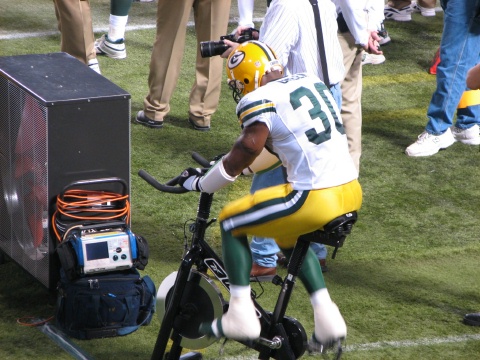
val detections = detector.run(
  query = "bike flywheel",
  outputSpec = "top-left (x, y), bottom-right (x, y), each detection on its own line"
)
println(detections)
top-left (156, 270), bottom-right (225, 350)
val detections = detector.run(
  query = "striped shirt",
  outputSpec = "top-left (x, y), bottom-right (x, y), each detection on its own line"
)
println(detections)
top-left (259, 0), bottom-right (345, 85)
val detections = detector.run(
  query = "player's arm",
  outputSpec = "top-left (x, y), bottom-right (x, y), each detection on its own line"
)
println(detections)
top-left (223, 121), bottom-right (269, 176)
top-left (179, 122), bottom-right (269, 193)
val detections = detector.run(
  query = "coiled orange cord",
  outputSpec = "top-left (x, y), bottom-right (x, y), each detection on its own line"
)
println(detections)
top-left (52, 189), bottom-right (130, 241)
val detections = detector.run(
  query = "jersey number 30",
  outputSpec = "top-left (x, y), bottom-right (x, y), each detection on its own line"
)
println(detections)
top-left (290, 83), bottom-right (345, 145)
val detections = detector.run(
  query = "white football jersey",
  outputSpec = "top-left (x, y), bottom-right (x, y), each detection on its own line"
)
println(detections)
top-left (237, 73), bottom-right (358, 190)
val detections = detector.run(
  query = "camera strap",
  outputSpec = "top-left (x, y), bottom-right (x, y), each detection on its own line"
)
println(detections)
top-left (308, 0), bottom-right (330, 88)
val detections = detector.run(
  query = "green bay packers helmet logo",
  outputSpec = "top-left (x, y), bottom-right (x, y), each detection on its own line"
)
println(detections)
top-left (228, 51), bottom-right (245, 70)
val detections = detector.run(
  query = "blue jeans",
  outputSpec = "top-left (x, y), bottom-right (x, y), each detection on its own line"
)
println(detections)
top-left (250, 84), bottom-right (341, 267)
top-left (426, 0), bottom-right (480, 135)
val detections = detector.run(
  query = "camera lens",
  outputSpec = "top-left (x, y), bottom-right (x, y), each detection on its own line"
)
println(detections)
top-left (200, 41), bottom-right (229, 58)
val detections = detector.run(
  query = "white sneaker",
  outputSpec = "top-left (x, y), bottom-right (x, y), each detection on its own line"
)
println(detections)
top-left (313, 301), bottom-right (347, 345)
top-left (87, 59), bottom-right (101, 74)
top-left (451, 124), bottom-right (480, 145)
top-left (200, 296), bottom-right (261, 340)
top-left (405, 128), bottom-right (456, 157)
top-left (384, 4), bottom-right (413, 21)
top-left (362, 53), bottom-right (386, 65)
top-left (95, 34), bottom-right (127, 59)
top-left (412, 1), bottom-right (436, 17)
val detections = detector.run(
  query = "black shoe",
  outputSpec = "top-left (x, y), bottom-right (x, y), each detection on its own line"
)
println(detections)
top-left (136, 110), bottom-right (163, 129)
top-left (464, 312), bottom-right (480, 326)
top-left (276, 252), bottom-right (288, 268)
top-left (188, 118), bottom-right (210, 131)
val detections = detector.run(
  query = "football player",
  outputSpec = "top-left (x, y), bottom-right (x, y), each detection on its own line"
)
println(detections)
top-left (178, 40), bottom-right (362, 346)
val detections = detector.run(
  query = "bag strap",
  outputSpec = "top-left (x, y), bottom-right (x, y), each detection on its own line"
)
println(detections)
top-left (308, 0), bottom-right (330, 88)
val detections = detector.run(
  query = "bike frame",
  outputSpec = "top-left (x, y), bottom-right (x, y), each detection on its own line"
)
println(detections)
top-left (139, 153), bottom-right (351, 360)
top-left (150, 191), bottom-right (309, 360)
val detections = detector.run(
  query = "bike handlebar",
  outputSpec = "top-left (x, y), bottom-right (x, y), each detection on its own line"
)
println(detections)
top-left (191, 152), bottom-right (211, 167)
top-left (138, 152), bottom-right (212, 194)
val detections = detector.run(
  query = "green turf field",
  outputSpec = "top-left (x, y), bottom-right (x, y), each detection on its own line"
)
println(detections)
top-left (0, 1), bottom-right (479, 359)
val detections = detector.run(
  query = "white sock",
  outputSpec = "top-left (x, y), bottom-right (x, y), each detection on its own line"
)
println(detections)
top-left (230, 285), bottom-right (251, 299)
top-left (108, 15), bottom-right (128, 41)
top-left (310, 288), bottom-right (331, 307)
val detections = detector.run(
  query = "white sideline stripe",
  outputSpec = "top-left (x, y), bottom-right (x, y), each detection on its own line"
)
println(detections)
top-left (0, 6), bottom-right (446, 40)
top-left (218, 333), bottom-right (480, 359)
top-left (344, 333), bottom-right (480, 352)
top-left (0, 18), bottom-right (266, 41)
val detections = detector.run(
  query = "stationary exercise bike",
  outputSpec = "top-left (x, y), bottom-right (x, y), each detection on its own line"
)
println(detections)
top-left (139, 152), bottom-right (357, 360)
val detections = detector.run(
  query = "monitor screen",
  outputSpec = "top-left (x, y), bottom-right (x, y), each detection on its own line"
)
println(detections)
top-left (85, 241), bottom-right (109, 261)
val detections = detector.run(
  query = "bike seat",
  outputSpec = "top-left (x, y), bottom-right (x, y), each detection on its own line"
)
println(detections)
top-left (299, 211), bottom-right (358, 259)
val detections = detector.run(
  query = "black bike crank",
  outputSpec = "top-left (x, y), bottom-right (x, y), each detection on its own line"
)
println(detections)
top-left (259, 312), bottom-right (308, 359)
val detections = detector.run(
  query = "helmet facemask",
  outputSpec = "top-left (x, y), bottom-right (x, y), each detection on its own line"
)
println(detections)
top-left (228, 79), bottom-right (244, 104)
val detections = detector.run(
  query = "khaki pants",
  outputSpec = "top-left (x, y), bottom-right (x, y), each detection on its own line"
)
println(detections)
top-left (143, 0), bottom-right (231, 127)
top-left (53, 0), bottom-right (95, 64)
top-left (338, 31), bottom-right (363, 172)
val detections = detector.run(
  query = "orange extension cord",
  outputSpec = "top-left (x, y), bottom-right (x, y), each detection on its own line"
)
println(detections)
top-left (52, 189), bottom-right (130, 241)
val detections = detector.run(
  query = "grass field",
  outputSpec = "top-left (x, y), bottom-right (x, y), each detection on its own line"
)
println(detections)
top-left (1, 1), bottom-right (480, 359)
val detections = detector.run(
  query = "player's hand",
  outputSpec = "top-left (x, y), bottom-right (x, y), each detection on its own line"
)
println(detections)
top-left (178, 168), bottom-right (204, 191)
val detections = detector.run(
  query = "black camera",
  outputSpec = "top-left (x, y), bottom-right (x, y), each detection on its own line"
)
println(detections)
top-left (200, 28), bottom-right (257, 58)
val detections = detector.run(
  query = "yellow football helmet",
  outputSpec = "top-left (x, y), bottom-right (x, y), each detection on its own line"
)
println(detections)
top-left (226, 40), bottom-right (283, 103)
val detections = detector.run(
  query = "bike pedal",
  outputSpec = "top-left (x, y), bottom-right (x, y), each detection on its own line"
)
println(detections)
top-left (307, 336), bottom-right (344, 359)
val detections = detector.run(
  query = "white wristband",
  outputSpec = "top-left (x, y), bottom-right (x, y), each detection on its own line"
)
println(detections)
top-left (198, 158), bottom-right (237, 194)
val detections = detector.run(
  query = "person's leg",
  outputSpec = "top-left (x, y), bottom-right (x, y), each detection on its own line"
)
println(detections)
top-left (310, 242), bottom-right (328, 272)
top-left (189, 0), bottom-right (231, 129)
top-left (109, 0), bottom-right (132, 40)
top-left (278, 247), bottom-right (347, 345)
top-left (249, 166), bottom-right (285, 270)
top-left (54, 0), bottom-right (96, 65)
top-left (249, 167), bottom-right (329, 272)
top-left (95, 0), bottom-right (133, 59)
top-left (142, 0), bottom-right (193, 122)
top-left (388, 1), bottom-right (412, 8)
top-left (250, 237), bottom-right (279, 267)
top-left (201, 181), bottom-right (362, 342)
top-left (417, 0), bottom-right (436, 8)
top-left (198, 226), bottom-right (261, 340)
top-left (338, 31), bottom-right (363, 172)
top-left (415, 0), bottom-right (437, 16)
top-left (329, 82), bottom-right (342, 110)
top-left (425, 0), bottom-right (480, 135)
top-left (385, 0), bottom-right (414, 21)
top-left (281, 247), bottom-right (326, 293)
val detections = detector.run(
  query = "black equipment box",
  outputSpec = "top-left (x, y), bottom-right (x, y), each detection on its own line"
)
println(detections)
top-left (0, 52), bottom-right (131, 289)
